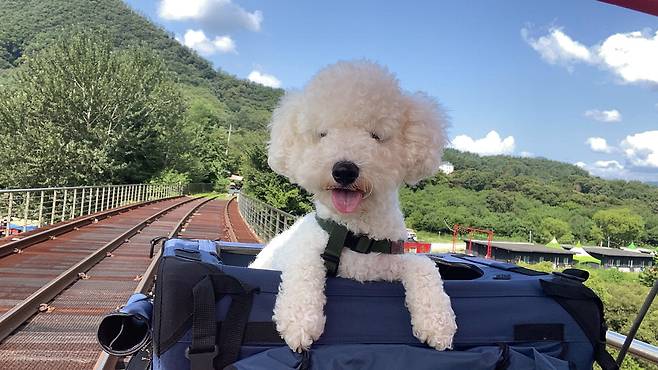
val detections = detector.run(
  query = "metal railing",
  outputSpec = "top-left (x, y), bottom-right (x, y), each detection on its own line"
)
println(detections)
top-left (0, 184), bottom-right (183, 237)
top-left (237, 193), bottom-right (298, 242)
top-left (607, 330), bottom-right (658, 365)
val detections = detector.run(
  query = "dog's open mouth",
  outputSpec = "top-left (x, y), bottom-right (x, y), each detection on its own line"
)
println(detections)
top-left (330, 187), bottom-right (364, 214)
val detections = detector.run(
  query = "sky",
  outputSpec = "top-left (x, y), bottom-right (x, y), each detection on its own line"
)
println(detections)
top-left (124, 0), bottom-right (658, 183)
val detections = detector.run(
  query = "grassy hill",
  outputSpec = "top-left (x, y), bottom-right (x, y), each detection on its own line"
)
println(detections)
top-left (1, 0), bottom-right (656, 249)
top-left (400, 149), bottom-right (658, 248)
top-left (0, 0), bottom-right (282, 130)
top-left (0, 0), bottom-right (281, 187)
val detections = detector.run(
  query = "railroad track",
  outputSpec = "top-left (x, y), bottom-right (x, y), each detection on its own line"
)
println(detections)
top-left (0, 196), bottom-right (214, 370)
top-left (0, 196), bottom-right (181, 255)
top-left (178, 198), bottom-right (227, 240)
top-left (225, 196), bottom-right (260, 243)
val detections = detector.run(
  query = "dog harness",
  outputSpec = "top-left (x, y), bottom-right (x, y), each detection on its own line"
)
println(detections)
top-left (315, 215), bottom-right (405, 276)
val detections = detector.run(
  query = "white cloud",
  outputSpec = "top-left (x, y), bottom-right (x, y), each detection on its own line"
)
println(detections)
top-left (248, 70), bottom-right (281, 88)
top-left (598, 31), bottom-right (658, 85)
top-left (594, 160), bottom-right (624, 170)
top-left (519, 151), bottom-right (535, 158)
top-left (576, 161), bottom-right (627, 179)
top-left (576, 160), bottom-right (658, 182)
top-left (451, 131), bottom-right (515, 156)
top-left (586, 137), bottom-right (613, 153)
top-left (521, 27), bottom-right (592, 70)
top-left (179, 30), bottom-right (236, 55)
top-left (523, 27), bottom-right (658, 85)
top-left (621, 130), bottom-right (658, 168)
top-left (159, 0), bottom-right (263, 33)
top-left (584, 109), bottom-right (622, 123)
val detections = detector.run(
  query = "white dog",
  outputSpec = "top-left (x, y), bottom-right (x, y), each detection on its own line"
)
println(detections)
top-left (249, 60), bottom-right (457, 352)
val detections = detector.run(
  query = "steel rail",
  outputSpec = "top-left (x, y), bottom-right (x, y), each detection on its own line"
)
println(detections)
top-left (93, 196), bottom-right (218, 370)
top-left (607, 330), bottom-right (658, 365)
top-left (224, 196), bottom-right (240, 242)
top-left (0, 196), bottom-right (182, 258)
top-left (0, 196), bottom-right (197, 343)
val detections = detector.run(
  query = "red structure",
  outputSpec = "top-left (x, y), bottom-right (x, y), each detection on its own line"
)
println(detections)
top-left (403, 241), bottom-right (431, 254)
top-left (599, 0), bottom-right (658, 17)
top-left (452, 224), bottom-right (494, 258)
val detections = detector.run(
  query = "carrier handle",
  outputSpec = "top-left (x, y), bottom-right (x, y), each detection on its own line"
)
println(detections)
top-left (188, 274), bottom-right (255, 370)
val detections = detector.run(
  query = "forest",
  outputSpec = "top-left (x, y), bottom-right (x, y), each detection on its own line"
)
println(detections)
top-left (1, 1), bottom-right (657, 369)
top-left (2, 0), bottom-right (657, 250)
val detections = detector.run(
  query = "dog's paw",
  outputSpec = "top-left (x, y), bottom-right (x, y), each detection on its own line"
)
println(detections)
top-left (411, 308), bottom-right (457, 351)
top-left (273, 291), bottom-right (326, 352)
top-left (274, 310), bottom-right (326, 352)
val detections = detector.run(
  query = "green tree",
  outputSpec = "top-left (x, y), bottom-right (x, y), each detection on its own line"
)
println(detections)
top-left (239, 137), bottom-right (312, 215)
top-left (0, 30), bottom-right (184, 187)
top-left (537, 217), bottom-right (574, 243)
top-left (593, 209), bottom-right (645, 247)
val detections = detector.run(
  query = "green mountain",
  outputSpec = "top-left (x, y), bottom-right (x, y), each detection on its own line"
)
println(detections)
top-left (0, 0), bottom-right (283, 130)
top-left (400, 149), bottom-right (658, 248)
top-left (1, 0), bottom-right (656, 250)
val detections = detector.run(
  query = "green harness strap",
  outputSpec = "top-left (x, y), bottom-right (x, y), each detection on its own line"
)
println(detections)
top-left (315, 215), bottom-right (404, 276)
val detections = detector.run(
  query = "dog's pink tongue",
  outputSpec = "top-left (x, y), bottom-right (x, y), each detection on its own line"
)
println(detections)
top-left (331, 189), bottom-right (363, 214)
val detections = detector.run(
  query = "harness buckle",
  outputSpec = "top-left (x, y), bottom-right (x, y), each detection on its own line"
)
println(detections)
top-left (186, 345), bottom-right (219, 370)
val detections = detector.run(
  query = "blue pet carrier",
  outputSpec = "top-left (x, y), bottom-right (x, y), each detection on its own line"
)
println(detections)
top-left (98, 238), bottom-right (618, 370)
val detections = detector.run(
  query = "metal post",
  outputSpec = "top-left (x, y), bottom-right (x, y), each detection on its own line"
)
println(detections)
top-left (95, 188), bottom-right (100, 213)
top-left (22, 192), bottom-right (30, 232)
top-left (269, 208), bottom-right (275, 240)
top-left (275, 213), bottom-right (281, 236)
top-left (70, 188), bottom-right (77, 219)
top-left (617, 278), bottom-right (658, 366)
top-left (102, 187), bottom-right (107, 211)
top-left (61, 189), bottom-right (68, 222)
top-left (38, 191), bottom-right (44, 227)
top-left (80, 188), bottom-right (85, 217)
top-left (50, 191), bottom-right (57, 225)
top-left (6, 193), bottom-right (13, 236)
top-left (87, 188), bottom-right (92, 215)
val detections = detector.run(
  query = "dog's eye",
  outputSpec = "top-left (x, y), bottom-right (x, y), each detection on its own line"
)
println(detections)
top-left (319, 132), bottom-right (327, 138)
top-left (370, 132), bottom-right (382, 142)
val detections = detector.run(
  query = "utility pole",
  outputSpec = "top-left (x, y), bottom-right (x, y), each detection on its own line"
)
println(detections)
top-left (529, 230), bottom-right (533, 243)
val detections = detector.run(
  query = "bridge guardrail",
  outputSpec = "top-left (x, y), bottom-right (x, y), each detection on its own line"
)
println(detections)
top-left (237, 193), bottom-right (298, 242)
top-left (0, 184), bottom-right (183, 236)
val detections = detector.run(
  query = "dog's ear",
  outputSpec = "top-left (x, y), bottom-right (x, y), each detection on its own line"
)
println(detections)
top-left (268, 91), bottom-right (304, 178)
top-left (402, 92), bottom-right (449, 185)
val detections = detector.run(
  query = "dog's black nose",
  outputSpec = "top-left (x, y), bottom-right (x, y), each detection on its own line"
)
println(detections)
top-left (332, 161), bottom-right (359, 186)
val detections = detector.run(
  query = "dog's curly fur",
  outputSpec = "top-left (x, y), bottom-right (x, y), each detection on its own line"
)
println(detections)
top-left (249, 60), bottom-right (457, 352)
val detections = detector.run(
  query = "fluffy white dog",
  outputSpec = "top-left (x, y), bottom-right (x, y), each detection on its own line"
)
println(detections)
top-left (249, 60), bottom-right (457, 352)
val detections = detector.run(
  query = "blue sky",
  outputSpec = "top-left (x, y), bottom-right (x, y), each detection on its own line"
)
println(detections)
top-left (124, 0), bottom-right (658, 183)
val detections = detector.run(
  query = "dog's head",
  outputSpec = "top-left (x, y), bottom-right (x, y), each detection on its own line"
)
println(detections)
top-left (268, 60), bottom-right (447, 215)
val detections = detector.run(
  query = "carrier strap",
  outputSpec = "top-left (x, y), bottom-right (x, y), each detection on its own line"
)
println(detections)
top-left (188, 274), bottom-right (255, 370)
top-left (540, 278), bottom-right (619, 370)
top-left (315, 215), bottom-right (404, 276)
top-left (217, 278), bottom-right (254, 369)
top-left (188, 276), bottom-right (219, 370)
